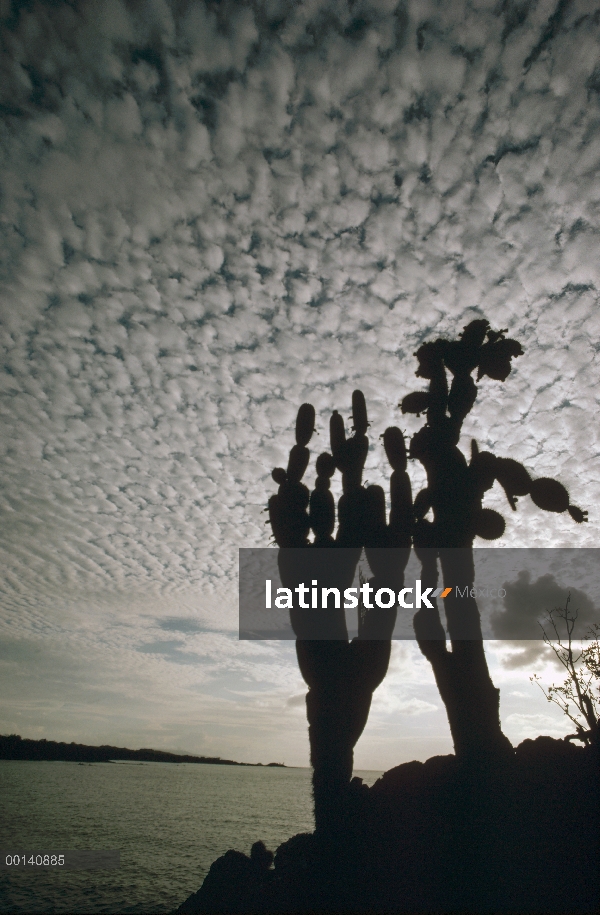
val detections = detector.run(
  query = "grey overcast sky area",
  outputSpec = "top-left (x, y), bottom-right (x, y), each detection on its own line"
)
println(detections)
top-left (1, 0), bottom-right (599, 770)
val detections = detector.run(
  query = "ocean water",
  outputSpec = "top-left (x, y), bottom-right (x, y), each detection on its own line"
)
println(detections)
top-left (0, 761), bottom-right (382, 914)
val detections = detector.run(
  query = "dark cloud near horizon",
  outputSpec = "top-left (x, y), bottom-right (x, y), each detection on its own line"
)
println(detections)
top-left (1, 0), bottom-right (599, 755)
top-left (492, 569), bottom-right (599, 639)
top-left (492, 569), bottom-right (599, 668)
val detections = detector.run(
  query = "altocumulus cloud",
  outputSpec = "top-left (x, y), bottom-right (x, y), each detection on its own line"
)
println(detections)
top-left (0, 0), bottom-right (599, 766)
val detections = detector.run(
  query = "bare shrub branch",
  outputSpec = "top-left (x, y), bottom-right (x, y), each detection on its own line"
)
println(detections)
top-left (531, 595), bottom-right (600, 746)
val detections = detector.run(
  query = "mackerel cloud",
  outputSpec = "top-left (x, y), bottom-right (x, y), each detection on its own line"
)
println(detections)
top-left (0, 0), bottom-right (599, 752)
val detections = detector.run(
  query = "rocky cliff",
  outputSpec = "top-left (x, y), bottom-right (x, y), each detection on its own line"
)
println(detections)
top-left (176, 736), bottom-right (599, 914)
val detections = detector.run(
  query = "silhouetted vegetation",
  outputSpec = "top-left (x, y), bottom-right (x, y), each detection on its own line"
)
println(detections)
top-left (404, 319), bottom-right (586, 761)
top-left (267, 318), bottom-right (587, 830)
top-left (531, 596), bottom-right (600, 746)
top-left (268, 391), bottom-right (411, 832)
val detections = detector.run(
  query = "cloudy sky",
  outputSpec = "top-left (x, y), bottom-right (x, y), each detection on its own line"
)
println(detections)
top-left (1, 0), bottom-right (599, 770)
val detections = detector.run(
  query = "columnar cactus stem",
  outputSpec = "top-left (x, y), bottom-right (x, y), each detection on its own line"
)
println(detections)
top-left (269, 393), bottom-right (411, 832)
top-left (403, 320), bottom-right (587, 761)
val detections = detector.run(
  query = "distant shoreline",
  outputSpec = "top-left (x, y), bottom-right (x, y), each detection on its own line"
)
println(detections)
top-left (0, 734), bottom-right (287, 767)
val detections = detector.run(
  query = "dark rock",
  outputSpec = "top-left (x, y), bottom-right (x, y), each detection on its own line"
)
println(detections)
top-left (176, 738), bottom-right (599, 914)
top-left (250, 840), bottom-right (273, 872)
top-left (176, 847), bottom-right (274, 914)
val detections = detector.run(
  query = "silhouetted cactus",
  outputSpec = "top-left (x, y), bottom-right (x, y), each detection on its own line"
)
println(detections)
top-left (402, 319), bottom-right (587, 760)
top-left (269, 393), bottom-right (411, 832)
top-left (267, 320), bottom-right (588, 814)
top-left (309, 452), bottom-right (336, 545)
top-left (268, 404), bottom-right (314, 548)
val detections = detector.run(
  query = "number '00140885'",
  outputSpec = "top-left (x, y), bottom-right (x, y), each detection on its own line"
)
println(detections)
top-left (4, 853), bottom-right (65, 866)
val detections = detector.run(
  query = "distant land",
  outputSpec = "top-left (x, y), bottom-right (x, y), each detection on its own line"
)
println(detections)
top-left (0, 734), bottom-right (286, 767)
